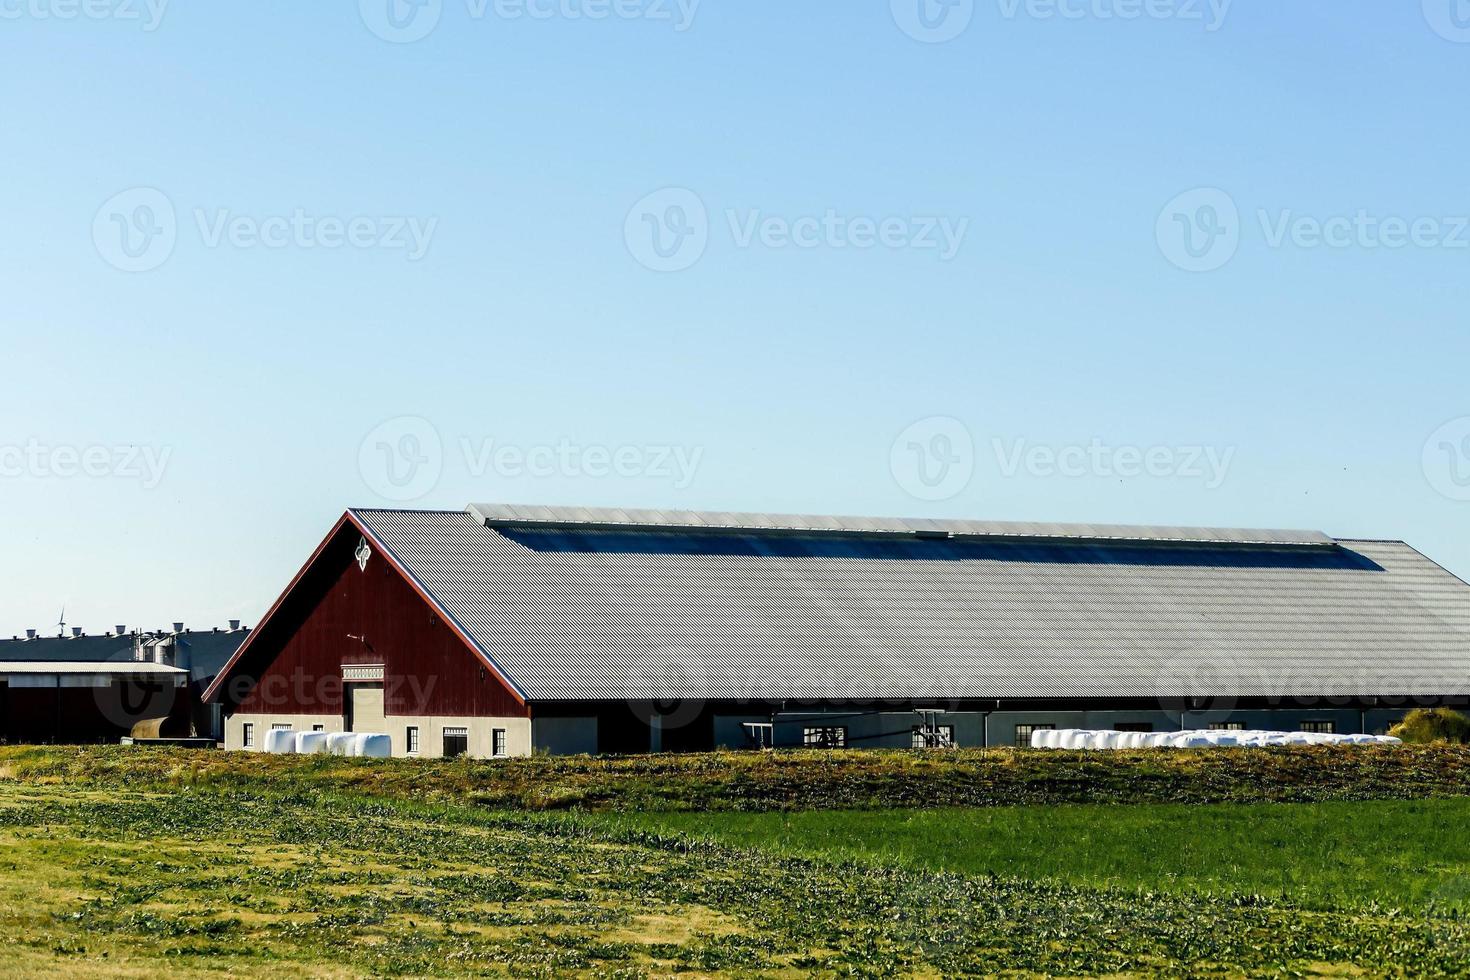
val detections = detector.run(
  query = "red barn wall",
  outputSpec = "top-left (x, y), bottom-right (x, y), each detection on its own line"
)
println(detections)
top-left (224, 522), bottom-right (526, 719)
top-left (1, 681), bottom-right (192, 743)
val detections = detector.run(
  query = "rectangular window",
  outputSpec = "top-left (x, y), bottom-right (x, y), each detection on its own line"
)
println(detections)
top-left (271, 723), bottom-right (293, 731)
top-left (1114, 723), bottom-right (1153, 732)
top-left (911, 725), bottom-right (955, 748)
top-left (242, 723), bottom-right (254, 748)
top-left (443, 726), bottom-right (469, 758)
top-left (1014, 723), bottom-right (1053, 748)
top-left (1208, 723), bottom-right (1246, 731)
top-left (312, 724), bottom-right (325, 732)
top-left (407, 726), bottom-right (420, 754)
top-left (741, 722), bottom-right (774, 749)
top-left (1301, 721), bottom-right (1337, 734)
top-left (492, 728), bottom-right (507, 757)
top-left (802, 726), bottom-right (847, 749)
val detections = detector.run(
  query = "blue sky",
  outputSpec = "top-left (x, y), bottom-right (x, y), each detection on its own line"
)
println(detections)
top-left (2, 1), bottom-right (1469, 636)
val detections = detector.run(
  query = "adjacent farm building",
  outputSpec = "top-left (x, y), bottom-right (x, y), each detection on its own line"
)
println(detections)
top-left (0, 624), bottom-right (250, 743)
top-left (205, 504), bottom-right (1470, 758)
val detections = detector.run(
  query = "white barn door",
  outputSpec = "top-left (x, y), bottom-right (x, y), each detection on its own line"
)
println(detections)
top-left (347, 683), bottom-right (385, 733)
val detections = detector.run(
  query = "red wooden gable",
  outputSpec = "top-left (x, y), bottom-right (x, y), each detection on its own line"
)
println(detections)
top-left (207, 512), bottom-right (528, 718)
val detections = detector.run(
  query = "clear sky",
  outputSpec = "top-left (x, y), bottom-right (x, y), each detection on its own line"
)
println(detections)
top-left (2, 1), bottom-right (1469, 637)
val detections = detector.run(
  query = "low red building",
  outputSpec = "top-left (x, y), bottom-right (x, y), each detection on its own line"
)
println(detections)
top-left (0, 625), bottom-right (249, 743)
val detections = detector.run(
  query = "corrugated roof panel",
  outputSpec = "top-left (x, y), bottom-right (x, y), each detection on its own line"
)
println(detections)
top-left (350, 509), bottom-right (1470, 702)
top-left (465, 503), bottom-right (1333, 547)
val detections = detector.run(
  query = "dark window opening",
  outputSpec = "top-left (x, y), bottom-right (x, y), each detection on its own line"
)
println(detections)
top-left (911, 725), bottom-right (955, 748)
top-left (802, 726), bottom-right (847, 749)
top-left (1014, 723), bottom-right (1053, 748)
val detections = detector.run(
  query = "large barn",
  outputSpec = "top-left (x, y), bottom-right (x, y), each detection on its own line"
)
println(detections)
top-left (207, 504), bottom-right (1470, 757)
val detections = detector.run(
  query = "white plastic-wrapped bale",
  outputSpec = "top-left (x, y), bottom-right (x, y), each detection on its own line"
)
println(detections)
top-left (263, 728), bottom-right (297, 754)
top-left (1121, 731), bottom-right (1148, 749)
top-left (1060, 730), bottom-right (1089, 750)
top-left (327, 732), bottom-right (358, 756)
top-left (1100, 731), bottom-right (1127, 749)
top-left (1377, 735), bottom-right (1403, 745)
top-left (1031, 728), bottom-right (1055, 749)
top-left (355, 733), bottom-right (392, 758)
top-left (295, 731), bottom-right (330, 754)
top-left (1140, 732), bottom-right (1171, 748)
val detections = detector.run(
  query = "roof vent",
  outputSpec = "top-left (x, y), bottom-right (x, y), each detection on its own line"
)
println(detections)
top-left (229, 619), bottom-right (241, 631)
top-left (25, 629), bottom-right (36, 640)
top-left (172, 622), bottom-right (184, 634)
top-left (115, 625), bottom-right (127, 636)
top-left (71, 627), bottom-right (83, 638)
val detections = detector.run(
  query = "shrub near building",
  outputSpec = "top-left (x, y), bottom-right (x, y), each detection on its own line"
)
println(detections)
top-left (1391, 708), bottom-right (1470, 745)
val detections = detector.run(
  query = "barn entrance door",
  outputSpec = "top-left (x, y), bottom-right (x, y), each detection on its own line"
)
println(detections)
top-left (345, 683), bottom-right (385, 733)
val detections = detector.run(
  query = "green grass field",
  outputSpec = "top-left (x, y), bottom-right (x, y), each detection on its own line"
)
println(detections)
top-left (613, 798), bottom-right (1470, 913)
top-left (3, 745), bottom-right (1470, 976)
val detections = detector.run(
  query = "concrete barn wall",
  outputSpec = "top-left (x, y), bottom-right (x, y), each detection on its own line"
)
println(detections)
top-left (531, 716), bottom-right (598, 756)
top-left (225, 712), bottom-right (532, 758)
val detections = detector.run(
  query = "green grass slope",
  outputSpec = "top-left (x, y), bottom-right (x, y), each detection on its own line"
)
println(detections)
top-left (615, 798), bottom-right (1470, 912)
top-left (2, 784), bottom-right (1469, 977)
top-left (4, 745), bottom-right (1470, 976)
top-left (4, 742), bottom-right (1470, 811)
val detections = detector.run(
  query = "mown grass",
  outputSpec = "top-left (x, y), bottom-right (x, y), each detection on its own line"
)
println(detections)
top-left (4, 745), bottom-right (1470, 976)
top-left (611, 798), bottom-right (1470, 913)
top-left (4, 741), bottom-right (1470, 811)
top-left (2, 783), bottom-right (1469, 977)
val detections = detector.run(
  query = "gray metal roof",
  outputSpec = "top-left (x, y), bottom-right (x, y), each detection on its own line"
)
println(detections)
top-left (351, 506), bottom-right (1470, 702)
top-left (467, 503), bottom-right (1335, 548)
top-left (0, 661), bottom-right (185, 675)
top-left (0, 629), bottom-right (249, 684)
top-left (0, 634), bottom-right (137, 663)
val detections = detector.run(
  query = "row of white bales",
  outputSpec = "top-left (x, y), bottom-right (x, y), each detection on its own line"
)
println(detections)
top-left (261, 729), bottom-right (391, 757)
top-left (1034, 728), bottom-right (1402, 749)
top-left (259, 727), bottom-right (1402, 756)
